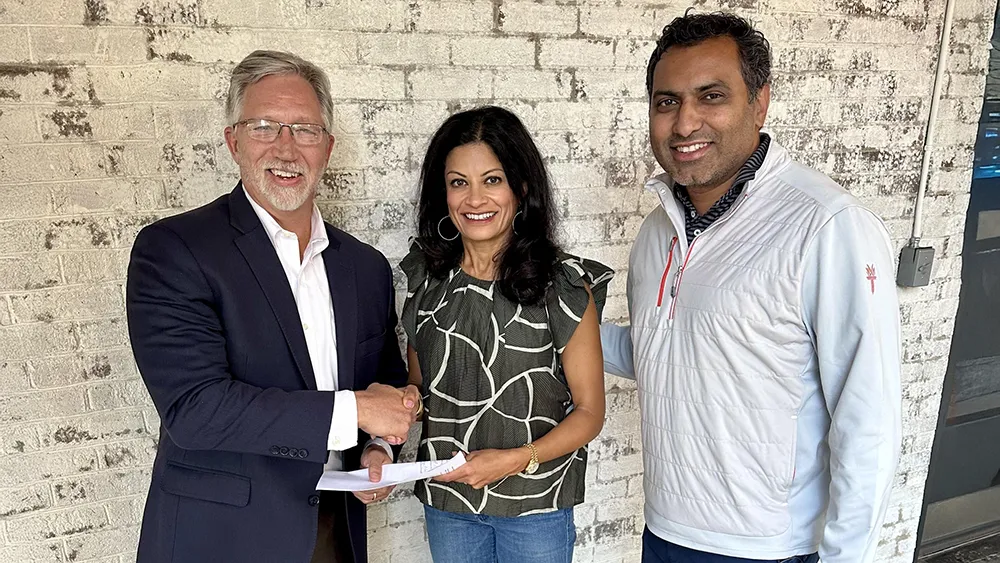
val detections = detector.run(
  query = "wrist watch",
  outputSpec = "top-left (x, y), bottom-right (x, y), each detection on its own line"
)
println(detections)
top-left (522, 442), bottom-right (539, 474)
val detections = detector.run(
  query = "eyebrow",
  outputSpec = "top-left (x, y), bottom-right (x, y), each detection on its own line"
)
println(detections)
top-left (653, 81), bottom-right (729, 98)
top-left (446, 168), bottom-right (503, 177)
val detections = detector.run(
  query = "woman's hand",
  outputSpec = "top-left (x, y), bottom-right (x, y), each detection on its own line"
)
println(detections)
top-left (433, 449), bottom-right (531, 490)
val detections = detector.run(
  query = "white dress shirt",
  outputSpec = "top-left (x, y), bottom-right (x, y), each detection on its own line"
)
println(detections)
top-left (245, 189), bottom-right (391, 470)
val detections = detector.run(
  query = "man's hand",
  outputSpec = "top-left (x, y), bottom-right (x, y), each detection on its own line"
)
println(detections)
top-left (352, 445), bottom-right (395, 505)
top-left (356, 383), bottom-right (420, 445)
top-left (433, 449), bottom-right (530, 490)
top-left (376, 384), bottom-right (423, 444)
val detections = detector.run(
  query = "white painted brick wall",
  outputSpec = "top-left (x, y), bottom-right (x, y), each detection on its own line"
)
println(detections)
top-left (0, 0), bottom-right (992, 562)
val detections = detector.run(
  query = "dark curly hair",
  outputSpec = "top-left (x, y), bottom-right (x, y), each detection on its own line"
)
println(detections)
top-left (414, 106), bottom-right (559, 306)
top-left (645, 12), bottom-right (771, 101)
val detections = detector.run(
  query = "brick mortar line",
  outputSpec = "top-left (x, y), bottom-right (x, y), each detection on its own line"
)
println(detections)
top-left (0, 102), bottom-right (219, 110)
top-left (1, 22), bottom-right (964, 42)
top-left (5, 509), bottom-right (145, 544)
top-left (16, 374), bottom-right (145, 397)
top-left (3, 296), bottom-right (14, 324)
top-left (2, 345), bottom-right (133, 364)
top-left (0, 61), bottom-right (955, 76)
top-left (0, 402), bottom-right (150, 422)
top-left (9, 209), bottom-right (183, 224)
top-left (1, 348), bottom-right (135, 365)
top-left (0, 204), bottom-right (177, 215)
top-left (0, 176), bottom-right (214, 188)
top-left (1, 335), bottom-right (131, 354)
top-left (0, 493), bottom-right (145, 532)
top-left (0, 212), bottom-right (163, 223)
top-left (0, 432), bottom-right (155, 466)
top-left (0, 17), bottom-right (984, 34)
top-left (0, 290), bottom-right (128, 304)
top-left (0, 251), bottom-right (142, 260)
top-left (1, 138), bottom-right (188, 148)
top-left (0, 278), bottom-right (126, 293)
top-left (4, 383), bottom-right (142, 403)
top-left (4, 489), bottom-right (149, 517)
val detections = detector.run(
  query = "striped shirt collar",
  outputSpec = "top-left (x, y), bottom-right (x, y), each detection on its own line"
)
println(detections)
top-left (673, 133), bottom-right (771, 243)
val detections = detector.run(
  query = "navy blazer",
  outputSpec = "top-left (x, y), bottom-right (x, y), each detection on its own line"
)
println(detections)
top-left (126, 185), bottom-right (407, 563)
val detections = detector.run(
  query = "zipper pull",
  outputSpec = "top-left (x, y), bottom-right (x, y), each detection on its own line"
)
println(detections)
top-left (669, 266), bottom-right (683, 298)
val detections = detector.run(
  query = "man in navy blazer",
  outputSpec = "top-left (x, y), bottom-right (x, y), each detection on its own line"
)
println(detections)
top-left (126, 50), bottom-right (418, 563)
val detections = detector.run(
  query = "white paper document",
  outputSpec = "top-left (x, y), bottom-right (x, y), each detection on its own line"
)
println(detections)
top-left (315, 453), bottom-right (467, 492)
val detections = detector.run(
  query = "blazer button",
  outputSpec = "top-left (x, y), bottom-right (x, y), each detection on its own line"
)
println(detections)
top-left (279, 446), bottom-right (289, 456)
top-left (269, 446), bottom-right (280, 455)
top-left (298, 449), bottom-right (309, 458)
top-left (289, 448), bottom-right (299, 457)
top-left (307, 494), bottom-right (320, 506)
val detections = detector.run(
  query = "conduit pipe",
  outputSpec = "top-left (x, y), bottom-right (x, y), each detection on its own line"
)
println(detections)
top-left (910, 0), bottom-right (958, 247)
top-left (897, 0), bottom-right (957, 287)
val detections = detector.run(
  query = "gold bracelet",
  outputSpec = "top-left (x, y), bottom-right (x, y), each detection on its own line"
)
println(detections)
top-left (522, 442), bottom-right (539, 474)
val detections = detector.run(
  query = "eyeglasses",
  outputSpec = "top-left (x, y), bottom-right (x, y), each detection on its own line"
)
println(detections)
top-left (233, 119), bottom-right (329, 146)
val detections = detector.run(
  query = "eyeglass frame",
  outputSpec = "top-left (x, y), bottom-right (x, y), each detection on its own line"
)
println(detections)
top-left (231, 118), bottom-right (331, 146)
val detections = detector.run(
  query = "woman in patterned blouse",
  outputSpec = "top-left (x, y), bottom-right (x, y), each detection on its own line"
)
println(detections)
top-left (400, 106), bottom-right (613, 563)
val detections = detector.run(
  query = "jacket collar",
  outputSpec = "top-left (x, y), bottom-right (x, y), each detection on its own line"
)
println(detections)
top-left (228, 182), bottom-right (343, 249)
top-left (645, 136), bottom-right (791, 224)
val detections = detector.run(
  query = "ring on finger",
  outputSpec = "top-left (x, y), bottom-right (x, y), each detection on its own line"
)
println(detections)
top-left (371, 492), bottom-right (377, 502)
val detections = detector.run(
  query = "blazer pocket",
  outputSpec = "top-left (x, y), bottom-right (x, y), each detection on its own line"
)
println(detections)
top-left (357, 331), bottom-right (385, 358)
top-left (161, 462), bottom-right (251, 507)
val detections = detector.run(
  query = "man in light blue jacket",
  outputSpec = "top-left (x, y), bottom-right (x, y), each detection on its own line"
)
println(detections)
top-left (601, 12), bottom-right (903, 563)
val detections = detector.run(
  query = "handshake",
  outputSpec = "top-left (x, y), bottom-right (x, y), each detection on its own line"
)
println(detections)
top-left (355, 383), bottom-right (424, 445)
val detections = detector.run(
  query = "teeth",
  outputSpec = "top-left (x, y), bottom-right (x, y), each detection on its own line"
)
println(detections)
top-left (270, 169), bottom-right (301, 178)
top-left (676, 142), bottom-right (709, 153)
top-left (464, 212), bottom-right (496, 221)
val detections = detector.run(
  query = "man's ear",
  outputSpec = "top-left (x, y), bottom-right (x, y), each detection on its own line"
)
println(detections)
top-left (324, 133), bottom-right (335, 161)
top-left (224, 126), bottom-right (240, 161)
top-left (754, 83), bottom-right (771, 129)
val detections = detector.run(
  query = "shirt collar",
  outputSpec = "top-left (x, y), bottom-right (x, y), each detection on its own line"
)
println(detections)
top-left (243, 185), bottom-right (328, 250)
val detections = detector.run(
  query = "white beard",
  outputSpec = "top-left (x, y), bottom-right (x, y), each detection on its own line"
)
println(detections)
top-left (240, 161), bottom-right (316, 212)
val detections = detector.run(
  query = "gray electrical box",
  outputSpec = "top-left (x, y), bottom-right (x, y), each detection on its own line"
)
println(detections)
top-left (896, 244), bottom-right (934, 287)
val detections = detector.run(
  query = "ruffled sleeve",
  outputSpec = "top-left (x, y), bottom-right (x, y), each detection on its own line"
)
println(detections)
top-left (399, 243), bottom-right (430, 343)
top-left (545, 254), bottom-right (614, 353)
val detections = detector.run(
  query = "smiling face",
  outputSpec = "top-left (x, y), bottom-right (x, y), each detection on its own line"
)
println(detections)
top-left (444, 142), bottom-right (518, 247)
top-left (648, 36), bottom-right (769, 194)
top-left (224, 73), bottom-right (334, 214)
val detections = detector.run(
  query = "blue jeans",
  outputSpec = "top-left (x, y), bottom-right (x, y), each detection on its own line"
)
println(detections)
top-left (424, 504), bottom-right (575, 563)
top-left (642, 527), bottom-right (820, 563)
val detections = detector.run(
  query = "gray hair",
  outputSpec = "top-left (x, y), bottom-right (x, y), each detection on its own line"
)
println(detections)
top-left (225, 50), bottom-right (334, 130)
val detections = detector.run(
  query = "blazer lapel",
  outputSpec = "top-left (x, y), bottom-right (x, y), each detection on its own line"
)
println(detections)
top-left (322, 226), bottom-right (357, 391)
top-left (229, 186), bottom-right (318, 390)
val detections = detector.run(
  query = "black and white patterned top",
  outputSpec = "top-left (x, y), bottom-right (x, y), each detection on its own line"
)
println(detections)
top-left (400, 246), bottom-right (613, 517)
top-left (673, 134), bottom-right (771, 243)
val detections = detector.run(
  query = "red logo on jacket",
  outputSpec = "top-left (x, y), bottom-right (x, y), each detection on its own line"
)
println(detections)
top-left (866, 264), bottom-right (877, 294)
